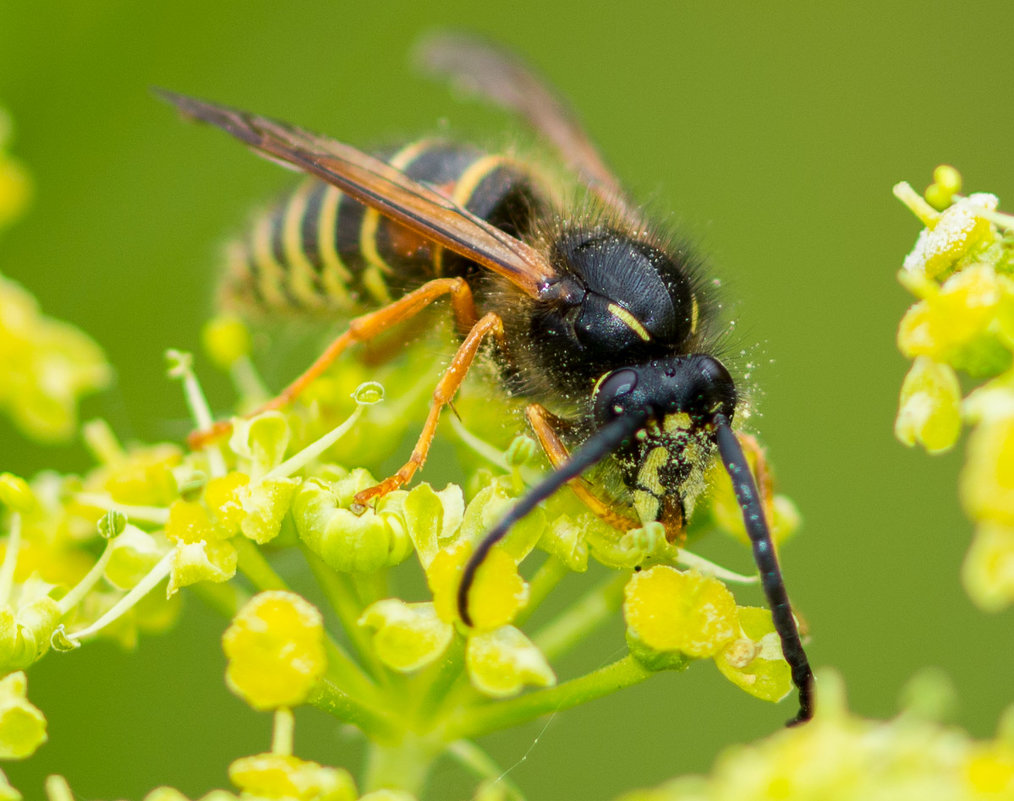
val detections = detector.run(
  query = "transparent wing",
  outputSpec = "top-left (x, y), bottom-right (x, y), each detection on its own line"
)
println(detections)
top-left (157, 89), bottom-right (559, 298)
top-left (417, 32), bottom-right (636, 220)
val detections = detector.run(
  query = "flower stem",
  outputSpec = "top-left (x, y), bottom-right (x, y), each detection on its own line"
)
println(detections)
top-left (234, 537), bottom-right (289, 591)
top-left (73, 495), bottom-right (170, 525)
top-left (362, 735), bottom-right (438, 795)
top-left (446, 739), bottom-right (526, 801)
top-left (0, 513), bottom-right (22, 606)
top-left (56, 538), bottom-right (116, 615)
top-left (514, 554), bottom-right (569, 627)
top-left (302, 546), bottom-right (385, 678)
top-left (448, 655), bottom-right (652, 741)
top-left (307, 676), bottom-right (398, 743)
top-left (67, 551), bottom-right (173, 642)
top-left (264, 403), bottom-right (365, 480)
top-left (271, 707), bottom-right (295, 756)
top-left (531, 570), bottom-right (627, 662)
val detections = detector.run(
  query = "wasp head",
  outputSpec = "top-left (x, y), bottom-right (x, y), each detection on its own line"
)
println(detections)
top-left (591, 355), bottom-right (736, 527)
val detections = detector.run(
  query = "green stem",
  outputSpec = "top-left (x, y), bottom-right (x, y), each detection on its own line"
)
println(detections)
top-left (303, 546), bottom-right (385, 679)
top-left (352, 567), bottom-right (388, 609)
top-left (514, 555), bottom-right (569, 628)
top-left (0, 514), bottom-right (22, 606)
top-left (67, 551), bottom-right (173, 642)
top-left (55, 537), bottom-right (115, 615)
top-left (446, 740), bottom-right (526, 801)
top-left (191, 579), bottom-right (248, 619)
top-left (446, 655), bottom-right (652, 741)
top-left (417, 634), bottom-right (467, 721)
top-left (362, 735), bottom-right (438, 795)
top-left (234, 537), bottom-right (289, 591)
top-left (531, 571), bottom-right (628, 662)
top-left (321, 634), bottom-right (385, 708)
top-left (307, 675), bottom-right (397, 743)
top-left (271, 707), bottom-right (295, 756)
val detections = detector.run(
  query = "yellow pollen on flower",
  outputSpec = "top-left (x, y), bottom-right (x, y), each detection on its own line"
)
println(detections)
top-left (229, 752), bottom-right (357, 801)
top-left (623, 566), bottom-right (738, 658)
top-left (427, 541), bottom-right (528, 631)
top-left (222, 591), bottom-right (327, 710)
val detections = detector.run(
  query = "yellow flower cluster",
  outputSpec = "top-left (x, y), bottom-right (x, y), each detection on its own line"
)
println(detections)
top-left (45, 750), bottom-right (400, 801)
top-left (616, 672), bottom-right (1014, 801)
top-left (0, 259), bottom-right (805, 799)
top-left (623, 566), bottom-right (790, 703)
top-left (0, 111), bottom-right (110, 443)
top-left (0, 272), bottom-right (111, 443)
top-left (353, 476), bottom-right (556, 698)
top-left (894, 168), bottom-right (1014, 610)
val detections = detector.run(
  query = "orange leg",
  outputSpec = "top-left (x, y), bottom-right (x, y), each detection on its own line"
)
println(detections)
top-left (353, 311), bottom-right (506, 505)
top-left (188, 277), bottom-right (478, 449)
top-left (525, 403), bottom-right (640, 533)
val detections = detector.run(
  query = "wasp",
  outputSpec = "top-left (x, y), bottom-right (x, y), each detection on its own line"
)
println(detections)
top-left (159, 33), bottom-right (814, 724)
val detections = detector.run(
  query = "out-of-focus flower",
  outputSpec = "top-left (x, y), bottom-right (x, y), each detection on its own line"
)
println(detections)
top-left (0, 672), bottom-right (46, 759)
top-left (614, 672), bottom-right (1014, 801)
top-left (0, 108), bottom-right (31, 230)
top-left (228, 752), bottom-right (356, 801)
top-left (0, 274), bottom-right (110, 442)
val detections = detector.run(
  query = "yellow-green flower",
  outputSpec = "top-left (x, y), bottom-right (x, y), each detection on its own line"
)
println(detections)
top-left (222, 591), bottom-right (328, 710)
top-left (895, 356), bottom-right (963, 453)
top-left (0, 672), bottom-right (46, 759)
top-left (624, 566), bottom-right (738, 659)
top-left (402, 483), bottom-right (465, 569)
top-left (895, 172), bottom-right (1014, 611)
top-left (359, 599), bottom-right (453, 673)
top-left (961, 413), bottom-right (1014, 527)
top-left (713, 607), bottom-right (792, 703)
top-left (427, 541), bottom-right (528, 632)
top-left (898, 263), bottom-right (1012, 376)
top-left (292, 472), bottom-right (412, 574)
top-left (900, 191), bottom-right (998, 279)
top-left (228, 752), bottom-right (356, 801)
top-left (465, 625), bottom-right (555, 698)
top-left (92, 441), bottom-right (183, 507)
top-left (962, 522), bottom-right (1014, 611)
top-left (202, 315), bottom-right (252, 371)
top-left (0, 770), bottom-right (19, 801)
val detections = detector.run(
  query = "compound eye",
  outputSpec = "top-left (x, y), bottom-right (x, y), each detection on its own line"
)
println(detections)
top-left (592, 368), bottom-right (639, 421)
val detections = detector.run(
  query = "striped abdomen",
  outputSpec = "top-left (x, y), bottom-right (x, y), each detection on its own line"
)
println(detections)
top-left (222, 140), bottom-right (544, 315)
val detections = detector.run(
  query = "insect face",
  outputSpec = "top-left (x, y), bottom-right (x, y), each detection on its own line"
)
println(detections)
top-left (593, 355), bottom-right (736, 526)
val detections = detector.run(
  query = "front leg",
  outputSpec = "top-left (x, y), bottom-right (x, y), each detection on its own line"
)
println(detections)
top-left (525, 403), bottom-right (641, 534)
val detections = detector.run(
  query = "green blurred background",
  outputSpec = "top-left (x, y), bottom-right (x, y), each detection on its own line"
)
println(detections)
top-left (1, 1), bottom-right (1012, 799)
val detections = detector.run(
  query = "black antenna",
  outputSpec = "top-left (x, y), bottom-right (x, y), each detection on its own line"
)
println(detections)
top-left (458, 411), bottom-right (646, 626)
top-left (714, 413), bottom-right (814, 725)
